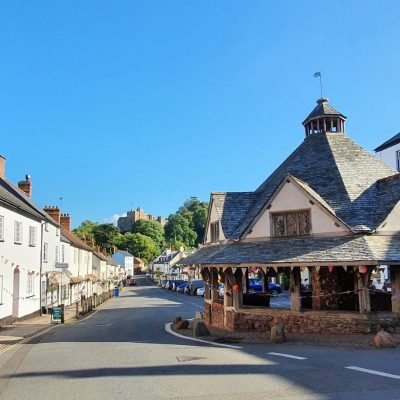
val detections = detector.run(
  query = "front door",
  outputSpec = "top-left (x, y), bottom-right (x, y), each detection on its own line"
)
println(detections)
top-left (12, 267), bottom-right (20, 319)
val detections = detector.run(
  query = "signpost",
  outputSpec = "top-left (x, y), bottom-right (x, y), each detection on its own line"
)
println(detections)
top-left (55, 262), bottom-right (69, 324)
top-left (52, 306), bottom-right (62, 324)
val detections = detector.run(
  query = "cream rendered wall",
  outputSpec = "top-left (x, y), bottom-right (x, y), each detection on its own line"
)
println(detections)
top-left (378, 201), bottom-right (400, 232)
top-left (246, 181), bottom-right (347, 239)
top-left (376, 144), bottom-right (400, 172)
top-left (205, 200), bottom-right (226, 243)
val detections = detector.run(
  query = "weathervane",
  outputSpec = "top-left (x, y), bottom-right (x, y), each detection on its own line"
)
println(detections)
top-left (314, 71), bottom-right (323, 99)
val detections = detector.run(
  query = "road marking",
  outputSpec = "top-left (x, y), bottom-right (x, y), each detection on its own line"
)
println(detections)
top-left (267, 352), bottom-right (307, 360)
top-left (165, 323), bottom-right (242, 349)
top-left (0, 325), bottom-right (55, 357)
top-left (345, 366), bottom-right (400, 380)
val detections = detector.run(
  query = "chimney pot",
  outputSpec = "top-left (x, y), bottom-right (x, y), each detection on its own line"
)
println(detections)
top-left (0, 156), bottom-right (5, 179)
top-left (60, 213), bottom-right (71, 232)
top-left (43, 206), bottom-right (61, 224)
top-left (18, 174), bottom-right (32, 197)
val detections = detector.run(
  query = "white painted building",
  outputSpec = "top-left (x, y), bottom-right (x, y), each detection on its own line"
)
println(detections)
top-left (0, 157), bottom-right (64, 324)
top-left (0, 180), bottom-right (42, 325)
top-left (112, 250), bottom-right (134, 276)
top-left (375, 132), bottom-right (400, 171)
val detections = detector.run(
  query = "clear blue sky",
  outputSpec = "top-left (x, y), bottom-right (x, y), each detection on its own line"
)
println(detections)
top-left (1, 1), bottom-right (400, 227)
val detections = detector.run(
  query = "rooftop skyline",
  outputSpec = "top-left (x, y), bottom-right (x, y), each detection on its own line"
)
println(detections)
top-left (1, 1), bottom-right (400, 227)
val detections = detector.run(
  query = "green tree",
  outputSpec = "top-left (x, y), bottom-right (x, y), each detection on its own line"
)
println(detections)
top-left (73, 220), bottom-right (99, 240)
top-left (176, 197), bottom-right (209, 245)
top-left (116, 232), bottom-right (159, 264)
top-left (92, 224), bottom-right (121, 251)
top-left (164, 214), bottom-right (197, 247)
top-left (131, 220), bottom-right (165, 250)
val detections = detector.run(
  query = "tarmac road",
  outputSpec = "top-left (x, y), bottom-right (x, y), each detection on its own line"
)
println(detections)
top-left (0, 276), bottom-right (399, 400)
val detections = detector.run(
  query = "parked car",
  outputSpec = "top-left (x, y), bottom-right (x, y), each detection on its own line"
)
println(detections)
top-left (248, 278), bottom-right (282, 295)
top-left (176, 282), bottom-right (190, 293)
top-left (172, 280), bottom-right (187, 291)
top-left (129, 278), bottom-right (137, 286)
top-left (382, 280), bottom-right (392, 292)
top-left (188, 279), bottom-right (204, 295)
top-left (196, 286), bottom-right (205, 296)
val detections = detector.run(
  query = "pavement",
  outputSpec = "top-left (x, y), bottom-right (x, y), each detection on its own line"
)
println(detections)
top-left (0, 276), bottom-right (399, 400)
top-left (0, 301), bottom-right (93, 348)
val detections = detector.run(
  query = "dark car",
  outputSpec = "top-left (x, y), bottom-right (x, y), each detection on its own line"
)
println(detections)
top-left (176, 282), bottom-right (190, 293)
top-left (248, 278), bottom-right (282, 295)
top-left (172, 280), bottom-right (187, 291)
top-left (129, 278), bottom-right (137, 286)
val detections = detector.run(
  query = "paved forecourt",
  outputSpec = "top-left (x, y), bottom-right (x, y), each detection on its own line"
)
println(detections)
top-left (0, 276), bottom-right (399, 400)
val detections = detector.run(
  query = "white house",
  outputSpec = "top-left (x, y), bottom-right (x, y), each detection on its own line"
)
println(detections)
top-left (112, 250), bottom-right (134, 277)
top-left (151, 248), bottom-right (189, 278)
top-left (375, 132), bottom-right (400, 171)
top-left (0, 167), bottom-right (42, 325)
top-left (0, 157), bottom-right (64, 324)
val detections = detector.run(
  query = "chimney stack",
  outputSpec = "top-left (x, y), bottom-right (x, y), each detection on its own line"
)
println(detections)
top-left (85, 239), bottom-right (94, 248)
top-left (60, 213), bottom-right (71, 232)
top-left (18, 174), bottom-right (32, 197)
top-left (43, 206), bottom-right (61, 224)
top-left (0, 156), bottom-right (5, 179)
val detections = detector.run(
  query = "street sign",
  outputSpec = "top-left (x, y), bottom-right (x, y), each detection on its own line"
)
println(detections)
top-left (52, 306), bottom-right (62, 323)
top-left (55, 263), bottom-right (69, 269)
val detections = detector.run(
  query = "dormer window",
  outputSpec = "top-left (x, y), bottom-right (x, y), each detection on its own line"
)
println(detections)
top-left (210, 222), bottom-right (220, 243)
top-left (272, 210), bottom-right (311, 238)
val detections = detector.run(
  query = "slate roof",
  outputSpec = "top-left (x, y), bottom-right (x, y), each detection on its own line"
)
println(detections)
top-left (61, 227), bottom-right (93, 251)
top-left (0, 178), bottom-right (60, 226)
top-left (303, 98), bottom-right (346, 124)
top-left (220, 132), bottom-right (399, 239)
top-left (114, 250), bottom-right (133, 257)
top-left (375, 132), bottom-right (400, 152)
top-left (0, 178), bottom-right (43, 220)
top-left (0, 177), bottom-right (56, 222)
top-left (182, 235), bottom-right (400, 266)
top-left (211, 192), bottom-right (257, 238)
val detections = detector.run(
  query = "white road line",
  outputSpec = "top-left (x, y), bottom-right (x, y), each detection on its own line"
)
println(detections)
top-left (345, 366), bottom-right (400, 380)
top-left (267, 352), bottom-right (307, 360)
top-left (165, 323), bottom-right (242, 349)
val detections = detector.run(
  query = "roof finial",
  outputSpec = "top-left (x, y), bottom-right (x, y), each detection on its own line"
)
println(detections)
top-left (313, 71), bottom-right (323, 99)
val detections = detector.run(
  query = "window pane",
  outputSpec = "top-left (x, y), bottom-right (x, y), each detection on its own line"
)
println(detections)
top-left (273, 214), bottom-right (285, 237)
top-left (298, 212), bottom-right (311, 235)
top-left (286, 213), bottom-right (298, 236)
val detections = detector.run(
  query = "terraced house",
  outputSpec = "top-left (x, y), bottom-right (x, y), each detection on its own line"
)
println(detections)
top-left (183, 98), bottom-right (400, 335)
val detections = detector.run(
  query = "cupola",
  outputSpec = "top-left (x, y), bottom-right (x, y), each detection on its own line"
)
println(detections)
top-left (302, 98), bottom-right (347, 137)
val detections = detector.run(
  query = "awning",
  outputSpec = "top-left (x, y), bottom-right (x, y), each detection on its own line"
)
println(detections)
top-left (70, 276), bottom-right (84, 284)
top-left (48, 272), bottom-right (71, 285)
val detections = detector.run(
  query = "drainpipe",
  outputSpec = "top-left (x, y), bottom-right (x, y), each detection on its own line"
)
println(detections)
top-left (39, 221), bottom-right (45, 316)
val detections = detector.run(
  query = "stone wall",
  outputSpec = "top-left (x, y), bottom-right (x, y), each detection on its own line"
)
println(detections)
top-left (204, 301), bottom-right (225, 329)
top-left (206, 306), bottom-right (397, 335)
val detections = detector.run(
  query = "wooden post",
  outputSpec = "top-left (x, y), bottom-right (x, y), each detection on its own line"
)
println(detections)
top-left (290, 267), bottom-right (301, 312)
top-left (233, 268), bottom-right (243, 310)
top-left (390, 266), bottom-right (400, 314)
top-left (211, 269), bottom-right (219, 302)
top-left (356, 268), bottom-right (371, 313)
top-left (75, 301), bottom-right (79, 319)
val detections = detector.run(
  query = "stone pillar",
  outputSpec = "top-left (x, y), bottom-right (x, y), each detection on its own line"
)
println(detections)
top-left (233, 268), bottom-right (243, 310)
top-left (390, 266), bottom-right (400, 314)
top-left (356, 268), bottom-right (371, 313)
top-left (290, 267), bottom-right (301, 312)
